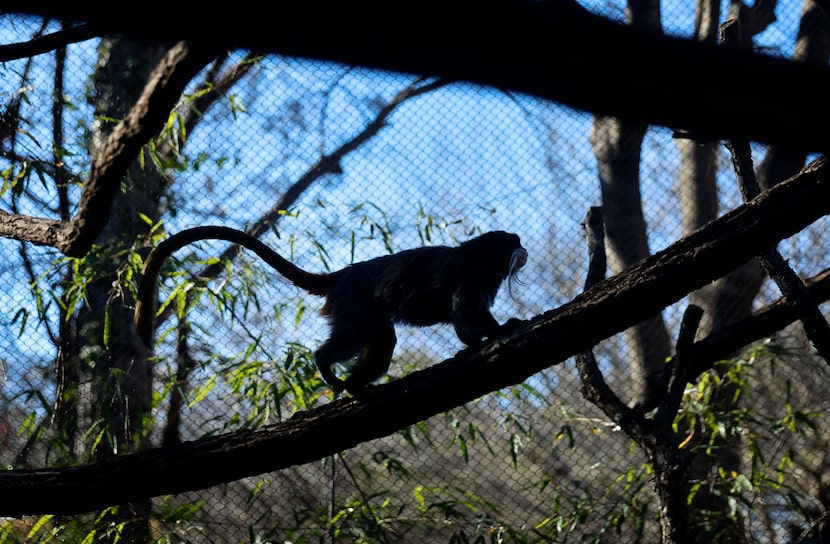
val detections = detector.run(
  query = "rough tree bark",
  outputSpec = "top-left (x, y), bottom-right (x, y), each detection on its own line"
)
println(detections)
top-left (77, 36), bottom-right (173, 542)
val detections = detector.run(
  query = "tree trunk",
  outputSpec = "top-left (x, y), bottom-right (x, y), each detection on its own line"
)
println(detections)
top-left (80, 36), bottom-right (171, 542)
top-left (590, 116), bottom-right (672, 404)
top-left (678, 0), bottom-right (827, 539)
top-left (589, 0), bottom-right (669, 406)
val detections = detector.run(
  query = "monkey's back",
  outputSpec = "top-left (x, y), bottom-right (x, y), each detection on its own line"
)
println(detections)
top-left (325, 245), bottom-right (467, 326)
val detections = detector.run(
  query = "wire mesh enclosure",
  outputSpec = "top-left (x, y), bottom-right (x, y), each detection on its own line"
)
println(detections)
top-left (1, 1), bottom-right (830, 542)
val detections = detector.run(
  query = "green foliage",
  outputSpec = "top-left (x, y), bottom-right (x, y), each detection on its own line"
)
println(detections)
top-left (352, 202), bottom-right (394, 254)
top-left (677, 340), bottom-right (824, 539)
top-left (0, 508), bottom-right (128, 544)
top-left (415, 203), bottom-right (465, 246)
top-left (414, 485), bottom-right (507, 542)
top-left (0, 161), bottom-right (28, 200)
top-left (531, 464), bottom-right (652, 543)
top-left (446, 409), bottom-right (496, 464)
top-left (222, 341), bottom-right (327, 427)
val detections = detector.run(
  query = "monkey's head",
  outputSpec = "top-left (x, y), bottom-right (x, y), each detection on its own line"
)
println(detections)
top-left (462, 231), bottom-right (527, 295)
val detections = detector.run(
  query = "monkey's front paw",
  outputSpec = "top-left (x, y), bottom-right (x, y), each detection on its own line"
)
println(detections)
top-left (500, 318), bottom-right (525, 335)
top-left (343, 379), bottom-right (377, 398)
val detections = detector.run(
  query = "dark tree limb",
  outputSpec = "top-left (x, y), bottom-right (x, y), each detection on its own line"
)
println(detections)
top-left (0, 40), bottom-right (220, 257)
top-left (0, 22), bottom-right (103, 61)
top-left (647, 305), bottom-right (702, 544)
top-left (575, 206), bottom-right (628, 419)
top-left (721, 20), bottom-right (830, 365)
top-left (689, 267), bottom-right (830, 378)
top-left (581, 206), bottom-right (607, 291)
top-left (574, 206), bottom-right (696, 544)
top-left (3, 1), bottom-right (830, 152)
top-left (60, 41), bottom-right (219, 256)
top-left (656, 306), bottom-right (703, 426)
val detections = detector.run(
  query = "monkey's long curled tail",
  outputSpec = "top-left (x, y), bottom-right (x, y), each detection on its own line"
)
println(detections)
top-left (134, 225), bottom-right (331, 347)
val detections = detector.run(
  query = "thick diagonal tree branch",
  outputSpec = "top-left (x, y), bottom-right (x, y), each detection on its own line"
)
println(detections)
top-left (4, 0), bottom-right (830, 152)
top-left (0, 40), bottom-right (219, 256)
top-left (0, 156), bottom-right (828, 517)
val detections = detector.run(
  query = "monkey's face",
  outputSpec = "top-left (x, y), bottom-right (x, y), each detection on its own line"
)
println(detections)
top-left (503, 238), bottom-right (527, 300)
top-left (510, 245), bottom-right (528, 276)
top-left (461, 230), bottom-right (527, 281)
top-left (496, 232), bottom-right (527, 277)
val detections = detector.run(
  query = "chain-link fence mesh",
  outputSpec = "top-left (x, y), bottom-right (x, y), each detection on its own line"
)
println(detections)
top-left (1, 2), bottom-right (830, 542)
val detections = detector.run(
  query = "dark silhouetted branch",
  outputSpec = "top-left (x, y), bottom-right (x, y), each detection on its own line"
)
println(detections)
top-left (2, 1), bottom-right (830, 152)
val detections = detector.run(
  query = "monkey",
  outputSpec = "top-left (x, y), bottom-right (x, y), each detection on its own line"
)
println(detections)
top-left (134, 226), bottom-right (527, 394)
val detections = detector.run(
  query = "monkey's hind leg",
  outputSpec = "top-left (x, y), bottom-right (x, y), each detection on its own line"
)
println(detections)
top-left (342, 320), bottom-right (396, 395)
top-left (314, 337), bottom-right (356, 393)
top-left (314, 310), bottom-right (387, 393)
